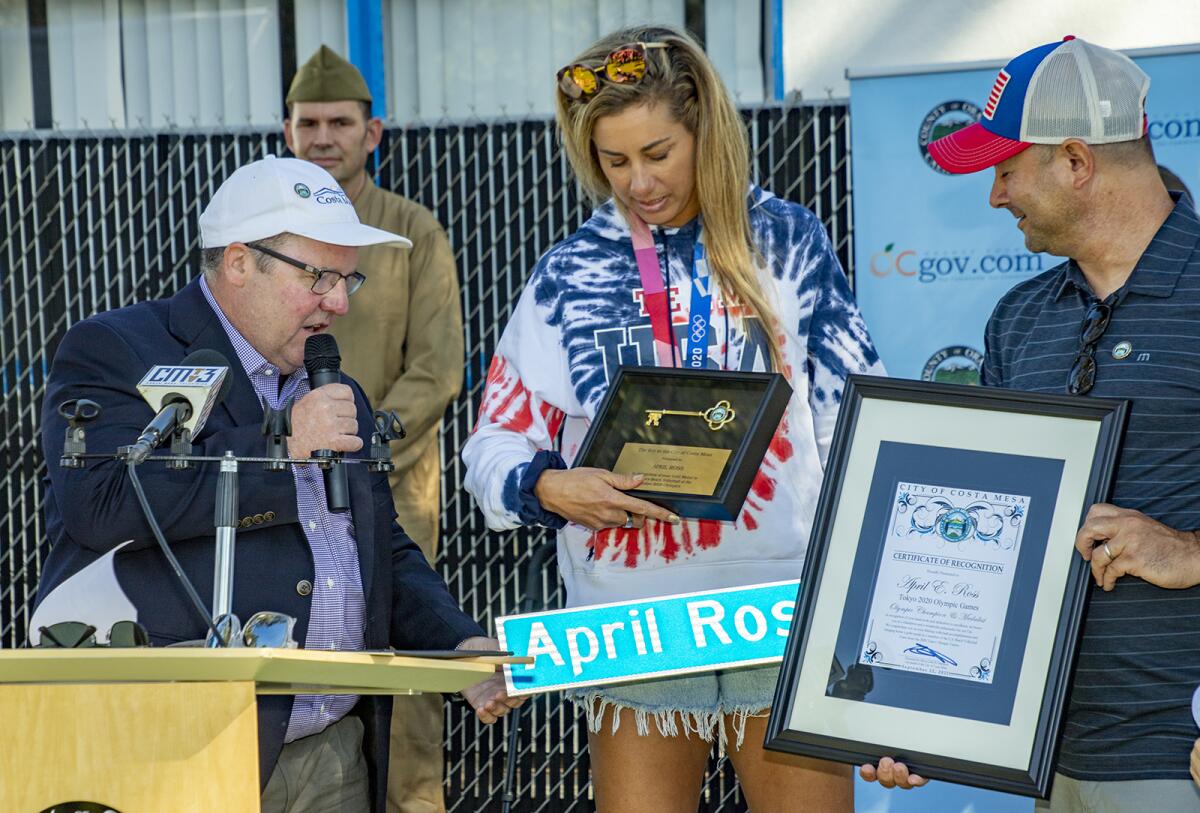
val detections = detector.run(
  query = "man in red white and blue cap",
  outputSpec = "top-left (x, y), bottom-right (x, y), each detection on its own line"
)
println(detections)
top-left (863, 37), bottom-right (1200, 812)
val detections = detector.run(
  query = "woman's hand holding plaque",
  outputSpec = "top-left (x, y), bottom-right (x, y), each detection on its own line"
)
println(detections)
top-left (534, 467), bottom-right (681, 532)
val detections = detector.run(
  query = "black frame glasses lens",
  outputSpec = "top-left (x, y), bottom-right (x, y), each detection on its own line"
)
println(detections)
top-left (311, 271), bottom-right (366, 296)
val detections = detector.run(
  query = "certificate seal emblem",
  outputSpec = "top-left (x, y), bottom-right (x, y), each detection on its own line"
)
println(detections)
top-left (1112, 341), bottom-right (1132, 360)
top-left (937, 508), bottom-right (976, 543)
top-left (922, 345), bottom-right (984, 385)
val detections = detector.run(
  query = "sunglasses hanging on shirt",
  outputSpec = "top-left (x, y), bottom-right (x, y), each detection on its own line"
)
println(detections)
top-left (1066, 301), bottom-right (1112, 396)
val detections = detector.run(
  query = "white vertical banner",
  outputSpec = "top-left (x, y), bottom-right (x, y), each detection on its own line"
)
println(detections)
top-left (47, 0), bottom-right (126, 129)
top-left (383, 0), bottom-right (759, 125)
top-left (0, 2), bottom-right (34, 130)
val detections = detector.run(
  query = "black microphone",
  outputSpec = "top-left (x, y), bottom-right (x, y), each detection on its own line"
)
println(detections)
top-left (304, 334), bottom-right (351, 512)
top-left (128, 349), bottom-right (233, 464)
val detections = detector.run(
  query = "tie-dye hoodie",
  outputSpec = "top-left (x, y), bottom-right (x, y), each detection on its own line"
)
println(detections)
top-left (463, 187), bottom-right (883, 607)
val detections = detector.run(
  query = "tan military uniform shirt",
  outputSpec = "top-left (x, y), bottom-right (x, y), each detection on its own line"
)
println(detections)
top-left (332, 179), bottom-right (463, 558)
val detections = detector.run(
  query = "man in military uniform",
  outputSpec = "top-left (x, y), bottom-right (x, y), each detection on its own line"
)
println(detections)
top-left (284, 46), bottom-right (464, 813)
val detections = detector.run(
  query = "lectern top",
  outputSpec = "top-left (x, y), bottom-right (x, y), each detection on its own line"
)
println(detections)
top-left (0, 648), bottom-right (498, 696)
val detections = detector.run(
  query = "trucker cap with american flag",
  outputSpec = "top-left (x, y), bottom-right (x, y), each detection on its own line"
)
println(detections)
top-left (928, 36), bottom-right (1150, 174)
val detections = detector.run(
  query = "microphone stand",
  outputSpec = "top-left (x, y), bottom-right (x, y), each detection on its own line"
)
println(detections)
top-left (209, 451), bottom-right (238, 644)
top-left (195, 399), bottom-right (295, 646)
top-left (206, 398), bottom-right (292, 646)
top-left (61, 400), bottom-right (407, 648)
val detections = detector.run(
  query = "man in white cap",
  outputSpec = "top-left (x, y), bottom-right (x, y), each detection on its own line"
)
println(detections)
top-left (36, 155), bottom-right (521, 813)
top-left (283, 46), bottom-right (466, 813)
top-left (861, 37), bottom-right (1200, 811)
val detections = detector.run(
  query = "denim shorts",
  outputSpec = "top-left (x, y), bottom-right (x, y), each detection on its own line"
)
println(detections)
top-left (566, 665), bottom-right (779, 750)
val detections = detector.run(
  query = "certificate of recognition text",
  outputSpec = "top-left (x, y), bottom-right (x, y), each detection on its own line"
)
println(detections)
top-left (859, 481), bottom-right (1030, 683)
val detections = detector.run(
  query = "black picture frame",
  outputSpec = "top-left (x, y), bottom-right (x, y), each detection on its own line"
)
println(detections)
top-left (573, 366), bottom-right (792, 520)
top-left (765, 375), bottom-right (1128, 799)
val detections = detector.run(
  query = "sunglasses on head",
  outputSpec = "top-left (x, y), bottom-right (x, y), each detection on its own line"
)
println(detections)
top-left (556, 42), bottom-right (669, 101)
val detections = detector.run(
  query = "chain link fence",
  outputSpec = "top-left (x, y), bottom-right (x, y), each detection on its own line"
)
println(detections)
top-left (0, 103), bottom-right (851, 811)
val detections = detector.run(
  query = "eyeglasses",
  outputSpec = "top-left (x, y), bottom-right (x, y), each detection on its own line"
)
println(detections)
top-left (247, 243), bottom-right (366, 296)
top-left (207, 611), bottom-right (299, 649)
top-left (556, 42), bottom-right (669, 101)
top-left (37, 620), bottom-right (150, 648)
top-left (1067, 301), bottom-right (1112, 395)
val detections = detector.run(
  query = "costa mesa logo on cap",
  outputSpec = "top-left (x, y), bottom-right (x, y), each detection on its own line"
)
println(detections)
top-left (927, 36), bottom-right (1150, 174)
top-left (313, 186), bottom-right (352, 205)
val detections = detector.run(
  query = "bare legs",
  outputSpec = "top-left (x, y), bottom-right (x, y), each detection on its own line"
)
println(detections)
top-left (725, 713), bottom-right (853, 813)
top-left (587, 705), bottom-right (713, 813)
top-left (586, 706), bottom-right (852, 813)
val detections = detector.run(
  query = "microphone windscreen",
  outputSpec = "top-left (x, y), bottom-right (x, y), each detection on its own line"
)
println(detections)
top-left (304, 333), bottom-right (341, 377)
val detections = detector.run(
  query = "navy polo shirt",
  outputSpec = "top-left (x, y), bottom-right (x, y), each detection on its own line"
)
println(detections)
top-left (982, 194), bottom-right (1200, 782)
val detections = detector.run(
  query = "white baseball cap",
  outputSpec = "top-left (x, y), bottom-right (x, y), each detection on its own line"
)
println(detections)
top-left (198, 155), bottom-right (412, 248)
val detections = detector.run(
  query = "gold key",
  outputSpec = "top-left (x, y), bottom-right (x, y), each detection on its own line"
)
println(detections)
top-left (644, 399), bottom-right (735, 431)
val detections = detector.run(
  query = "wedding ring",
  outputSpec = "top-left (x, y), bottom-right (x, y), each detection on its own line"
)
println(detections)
top-left (622, 511), bottom-right (634, 529)
top-left (1103, 541), bottom-right (1115, 561)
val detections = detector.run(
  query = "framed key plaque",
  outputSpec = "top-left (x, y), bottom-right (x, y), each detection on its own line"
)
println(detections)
top-left (573, 366), bottom-right (792, 520)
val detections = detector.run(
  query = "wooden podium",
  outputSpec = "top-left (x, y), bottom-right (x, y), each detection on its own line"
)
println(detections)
top-left (0, 648), bottom-right (498, 812)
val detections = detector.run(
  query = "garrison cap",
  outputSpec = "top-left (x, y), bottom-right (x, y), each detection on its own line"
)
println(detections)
top-left (286, 45), bottom-right (372, 106)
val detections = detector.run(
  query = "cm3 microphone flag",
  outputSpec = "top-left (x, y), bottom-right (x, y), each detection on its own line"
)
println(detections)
top-left (128, 349), bottom-right (230, 463)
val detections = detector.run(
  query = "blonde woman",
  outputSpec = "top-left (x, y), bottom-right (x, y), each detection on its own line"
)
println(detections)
top-left (464, 25), bottom-right (884, 812)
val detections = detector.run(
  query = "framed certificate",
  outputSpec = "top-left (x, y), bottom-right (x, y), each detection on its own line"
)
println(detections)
top-left (573, 366), bottom-right (792, 520)
top-left (765, 375), bottom-right (1128, 798)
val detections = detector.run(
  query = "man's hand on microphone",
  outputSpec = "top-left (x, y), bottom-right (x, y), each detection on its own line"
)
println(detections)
top-left (289, 384), bottom-right (363, 459)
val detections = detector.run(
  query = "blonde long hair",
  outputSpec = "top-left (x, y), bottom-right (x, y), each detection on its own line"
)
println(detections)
top-left (554, 25), bottom-right (783, 372)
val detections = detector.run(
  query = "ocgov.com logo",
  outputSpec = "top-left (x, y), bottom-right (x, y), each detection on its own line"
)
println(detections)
top-left (868, 243), bottom-right (1046, 284)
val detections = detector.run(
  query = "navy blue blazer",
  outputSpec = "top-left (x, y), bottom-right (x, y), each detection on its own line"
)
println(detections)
top-left (37, 277), bottom-right (484, 811)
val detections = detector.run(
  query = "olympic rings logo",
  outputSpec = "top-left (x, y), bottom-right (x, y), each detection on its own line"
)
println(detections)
top-left (689, 314), bottom-right (707, 343)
